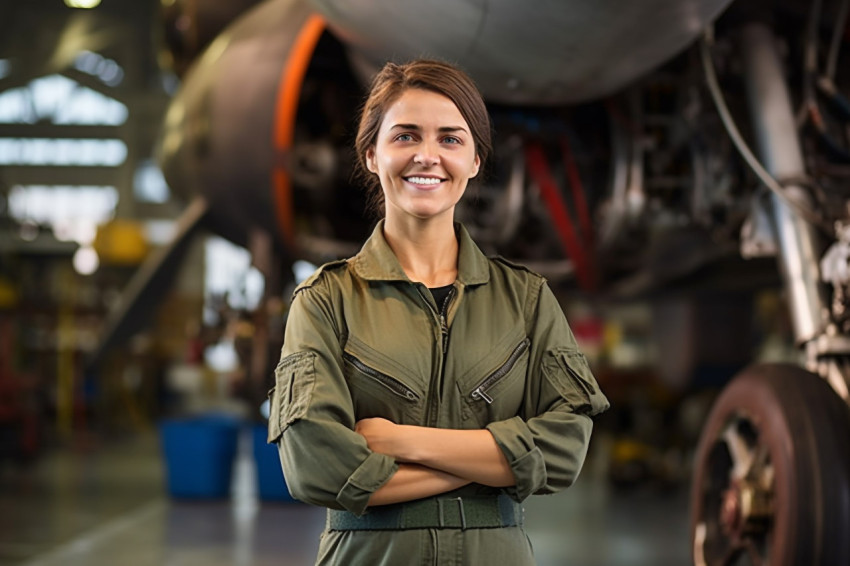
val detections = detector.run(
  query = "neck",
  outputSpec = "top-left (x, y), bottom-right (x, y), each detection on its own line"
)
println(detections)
top-left (382, 213), bottom-right (459, 287)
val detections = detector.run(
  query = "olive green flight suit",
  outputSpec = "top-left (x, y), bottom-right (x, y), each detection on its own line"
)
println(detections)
top-left (268, 221), bottom-right (609, 565)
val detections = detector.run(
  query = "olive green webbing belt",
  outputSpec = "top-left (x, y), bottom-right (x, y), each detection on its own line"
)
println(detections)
top-left (327, 494), bottom-right (523, 531)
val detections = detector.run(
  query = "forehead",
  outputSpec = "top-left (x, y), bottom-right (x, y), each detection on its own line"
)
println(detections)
top-left (379, 88), bottom-right (468, 131)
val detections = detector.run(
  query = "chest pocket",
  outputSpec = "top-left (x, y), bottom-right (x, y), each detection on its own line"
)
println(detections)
top-left (459, 337), bottom-right (530, 428)
top-left (342, 341), bottom-right (424, 425)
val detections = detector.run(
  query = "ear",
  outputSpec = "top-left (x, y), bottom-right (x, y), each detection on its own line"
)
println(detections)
top-left (470, 154), bottom-right (481, 178)
top-left (366, 147), bottom-right (377, 174)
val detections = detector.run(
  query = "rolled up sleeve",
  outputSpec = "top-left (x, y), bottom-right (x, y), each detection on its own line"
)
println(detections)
top-left (280, 419), bottom-right (398, 515)
top-left (488, 282), bottom-right (608, 501)
top-left (486, 416), bottom-right (547, 500)
top-left (268, 284), bottom-right (398, 515)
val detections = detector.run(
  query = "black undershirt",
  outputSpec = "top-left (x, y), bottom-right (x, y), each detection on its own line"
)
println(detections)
top-left (428, 284), bottom-right (454, 312)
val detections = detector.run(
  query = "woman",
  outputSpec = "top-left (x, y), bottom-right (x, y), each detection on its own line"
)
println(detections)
top-left (268, 59), bottom-right (609, 565)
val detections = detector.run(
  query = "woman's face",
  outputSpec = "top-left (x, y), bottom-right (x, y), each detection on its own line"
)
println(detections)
top-left (366, 88), bottom-right (480, 223)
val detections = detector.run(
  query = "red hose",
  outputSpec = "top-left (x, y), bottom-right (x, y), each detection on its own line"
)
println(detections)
top-left (560, 135), bottom-right (594, 253)
top-left (525, 142), bottom-right (595, 290)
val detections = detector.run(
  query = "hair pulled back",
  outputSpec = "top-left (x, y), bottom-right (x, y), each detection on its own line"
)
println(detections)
top-left (354, 59), bottom-right (493, 215)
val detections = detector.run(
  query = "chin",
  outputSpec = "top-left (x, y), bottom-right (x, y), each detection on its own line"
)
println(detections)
top-left (393, 200), bottom-right (448, 220)
top-left (407, 211), bottom-right (442, 221)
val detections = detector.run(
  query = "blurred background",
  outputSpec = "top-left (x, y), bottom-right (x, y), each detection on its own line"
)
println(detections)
top-left (0, 0), bottom-right (842, 565)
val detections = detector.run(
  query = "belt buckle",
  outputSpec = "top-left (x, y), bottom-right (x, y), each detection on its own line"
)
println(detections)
top-left (437, 497), bottom-right (467, 530)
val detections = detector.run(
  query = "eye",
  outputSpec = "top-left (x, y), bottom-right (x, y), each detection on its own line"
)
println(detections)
top-left (442, 136), bottom-right (461, 145)
top-left (394, 133), bottom-right (415, 142)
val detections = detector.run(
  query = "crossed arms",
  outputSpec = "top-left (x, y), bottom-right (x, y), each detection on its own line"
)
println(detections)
top-left (355, 417), bottom-right (515, 506)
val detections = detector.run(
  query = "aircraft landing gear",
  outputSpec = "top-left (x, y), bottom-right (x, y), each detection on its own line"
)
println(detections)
top-left (690, 364), bottom-right (850, 566)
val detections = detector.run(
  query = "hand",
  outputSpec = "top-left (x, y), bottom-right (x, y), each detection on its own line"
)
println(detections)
top-left (355, 417), bottom-right (407, 459)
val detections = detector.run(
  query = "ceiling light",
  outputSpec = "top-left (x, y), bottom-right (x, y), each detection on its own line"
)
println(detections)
top-left (73, 246), bottom-right (100, 275)
top-left (64, 0), bottom-right (102, 8)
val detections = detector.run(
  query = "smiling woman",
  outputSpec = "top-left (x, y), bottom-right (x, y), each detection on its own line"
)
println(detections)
top-left (268, 59), bottom-right (609, 566)
top-left (365, 89), bottom-right (480, 234)
top-left (354, 60), bottom-right (492, 218)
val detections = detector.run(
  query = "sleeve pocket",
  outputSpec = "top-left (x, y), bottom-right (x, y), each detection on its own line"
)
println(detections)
top-left (542, 348), bottom-right (609, 416)
top-left (267, 351), bottom-right (317, 443)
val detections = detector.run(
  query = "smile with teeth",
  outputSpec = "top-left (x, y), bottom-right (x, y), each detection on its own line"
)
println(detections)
top-left (405, 176), bottom-right (444, 185)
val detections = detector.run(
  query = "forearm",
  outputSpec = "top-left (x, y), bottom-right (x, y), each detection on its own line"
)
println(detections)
top-left (368, 463), bottom-right (470, 506)
top-left (399, 427), bottom-right (516, 487)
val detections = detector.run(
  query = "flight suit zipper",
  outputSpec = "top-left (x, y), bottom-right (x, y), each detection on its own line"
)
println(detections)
top-left (342, 352), bottom-right (419, 401)
top-left (416, 285), bottom-right (456, 427)
top-left (439, 287), bottom-right (455, 353)
top-left (471, 338), bottom-right (531, 404)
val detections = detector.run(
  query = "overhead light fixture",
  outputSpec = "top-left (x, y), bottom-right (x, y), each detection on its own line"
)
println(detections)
top-left (64, 0), bottom-right (102, 8)
top-left (73, 245), bottom-right (100, 276)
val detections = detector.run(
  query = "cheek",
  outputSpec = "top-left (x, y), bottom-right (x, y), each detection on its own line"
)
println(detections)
top-left (453, 154), bottom-right (479, 179)
top-left (379, 153), bottom-right (406, 178)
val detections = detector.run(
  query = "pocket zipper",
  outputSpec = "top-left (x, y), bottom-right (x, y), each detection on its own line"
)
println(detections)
top-left (343, 352), bottom-right (420, 401)
top-left (471, 338), bottom-right (531, 404)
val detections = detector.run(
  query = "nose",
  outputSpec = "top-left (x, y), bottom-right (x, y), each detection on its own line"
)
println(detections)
top-left (413, 140), bottom-right (440, 167)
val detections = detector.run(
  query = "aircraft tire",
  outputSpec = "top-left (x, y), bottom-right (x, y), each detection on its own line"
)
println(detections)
top-left (690, 363), bottom-right (850, 566)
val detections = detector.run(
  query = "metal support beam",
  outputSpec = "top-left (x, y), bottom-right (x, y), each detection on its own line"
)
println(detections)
top-left (1, 166), bottom-right (121, 187)
top-left (740, 23), bottom-right (827, 345)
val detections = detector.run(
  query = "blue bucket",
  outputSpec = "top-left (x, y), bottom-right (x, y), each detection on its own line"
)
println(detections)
top-left (252, 424), bottom-right (296, 502)
top-left (160, 414), bottom-right (240, 499)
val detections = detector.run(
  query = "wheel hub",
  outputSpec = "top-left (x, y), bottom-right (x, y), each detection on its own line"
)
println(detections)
top-left (719, 479), bottom-right (773, 538)
top-left (720, 486), bottom-right (742, 535)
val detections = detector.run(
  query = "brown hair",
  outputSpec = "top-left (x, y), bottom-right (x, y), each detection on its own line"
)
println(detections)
top-left (354, 59), bottom-right (493, 215)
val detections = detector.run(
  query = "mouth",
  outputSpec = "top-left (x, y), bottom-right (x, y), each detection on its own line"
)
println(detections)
top-left (403, 175), bottom-right (446, 188)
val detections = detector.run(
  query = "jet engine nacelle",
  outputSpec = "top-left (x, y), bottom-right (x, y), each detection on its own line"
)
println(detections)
top-left (309, 0), bottom-right (734, 105)
top-left (158, 0), bottom-right (330, 252)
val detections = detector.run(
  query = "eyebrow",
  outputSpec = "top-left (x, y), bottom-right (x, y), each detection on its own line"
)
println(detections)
top-left (389, 123), bottom-right (469, 134)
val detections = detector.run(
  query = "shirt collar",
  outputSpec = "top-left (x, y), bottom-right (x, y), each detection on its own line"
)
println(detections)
top-left (350, 219), bottom-right (490, 286)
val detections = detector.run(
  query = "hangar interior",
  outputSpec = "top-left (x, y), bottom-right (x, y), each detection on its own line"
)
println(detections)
top-left (2, 1), bottom-right (849, 565)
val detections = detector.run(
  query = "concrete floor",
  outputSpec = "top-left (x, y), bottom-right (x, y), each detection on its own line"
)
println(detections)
top-left (0, 430), bottom-right (691, 566)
